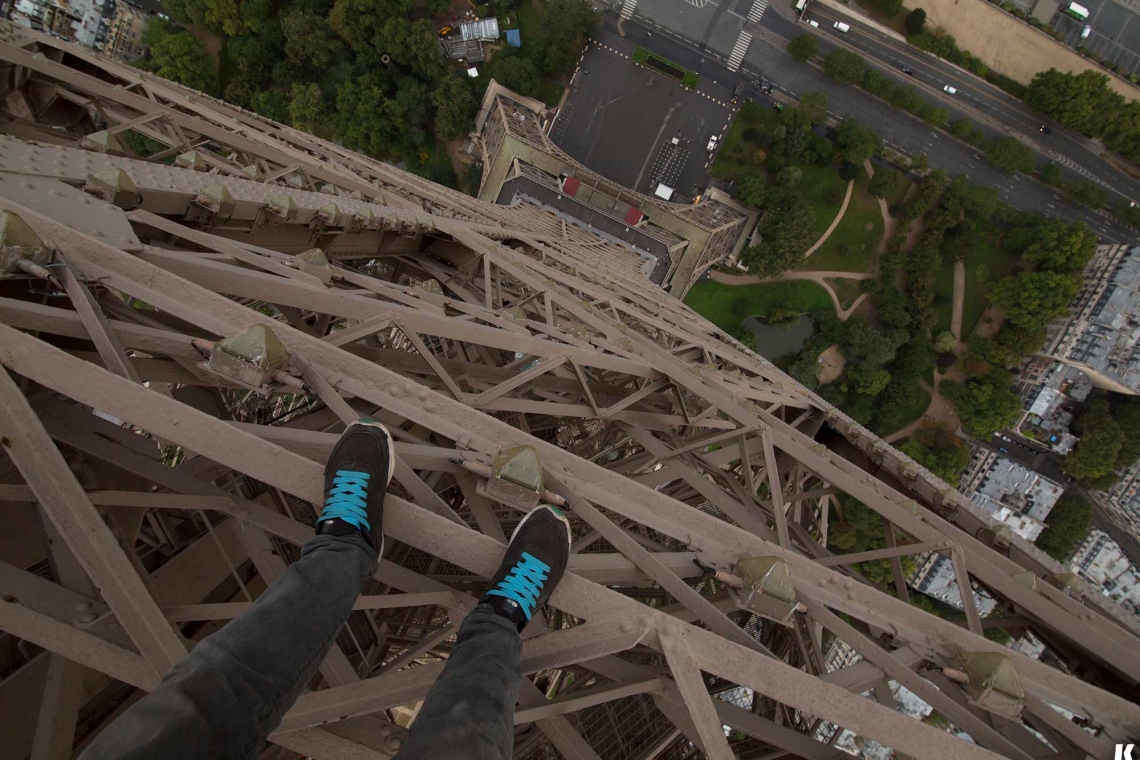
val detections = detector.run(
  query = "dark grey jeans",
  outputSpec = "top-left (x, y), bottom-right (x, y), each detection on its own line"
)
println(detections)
top-left (80, 532), bottom-right (522, 760)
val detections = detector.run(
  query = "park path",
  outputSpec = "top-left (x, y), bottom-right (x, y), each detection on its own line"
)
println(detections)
top-left (804, 180), bottom-right (854, 257)
top-left (707, 269), bottom-right (873, 321)
top-left (883, 379), bottom-right (961, 444)
top-left (950, 260), bottom-right (966, 345)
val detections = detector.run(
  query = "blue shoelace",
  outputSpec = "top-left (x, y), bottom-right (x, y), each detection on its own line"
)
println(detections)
top-left (486, 551), bottom-right (550, 620)
top-left (320, 470), bottom-right (371, 530)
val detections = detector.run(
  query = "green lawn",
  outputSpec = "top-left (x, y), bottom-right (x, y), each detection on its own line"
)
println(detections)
top-left (874, 386), bottom-right (932, 437)
top-left (961, 226), bottom-right (1019, 339)
top-left (826, 277), bottom-right (866, 311)
top-left (932, 250), bottom-right (955, 335)
top-left (709, 107), bottom-right (780, 182)
top-left (516, 0), bottom-right (564, 106)
top-left (806, 174), bottom-right (884, 273)
top-left (684, 279), bottom-right (835, 333)
top-left (883, 178), bottom-right (912, 209)
top-left (797, 163), bottom-right (848, 244)
top-left (632, 46), bottom-right (699, 89)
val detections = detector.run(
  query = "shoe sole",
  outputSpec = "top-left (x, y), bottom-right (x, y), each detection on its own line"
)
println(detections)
top-left (506, 504), bottom-right (573, 553)
top-left (350, 418), bottom-right (396, 486)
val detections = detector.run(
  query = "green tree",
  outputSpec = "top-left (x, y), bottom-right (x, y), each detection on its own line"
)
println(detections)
top-left (898, 421), bottom-right (972, 484)
top-left (735, 175), bottom-right (768, 208)
top-left (1041, 162), bottom-right (1063, 186)
top-left (1071, 180), bottom-right (1108, 210)
top-left (1064, 399), bottom-right (1124, 485)
top-left (535, 0), bottom-right (598, 75)
top-left (1025, 68), bottom-right (1116, 137)
top-left (849, 365), bottom-right (892, 396)
top-left (823, 49), bottom-right (866, 84)
top-left (933, 331), bottom-right (957, 353)
top-left (329, 0), bottom-right (414, 52)
top-left (835, 119), bottom-right (880, 163)
top-left (135, 19), bottom-right (216, 92)
top-left (942, 370), bottom-right (1021, 438)
top-left (494, 55), bottom-right (540, 96)
top-left (282, 10), bottom-right (343, 67)
top-left (986, 136), bottom-right (1036, 173)
top-left (1025, 220), bottom-right (1098, 273)
top-left (868, 167), bottom-right (906, 199)
top-left (251, 89), bottom-right (291, 122)
top-left (787, 33), bottom-right (819, 63)
top-left (289, 82), bottom-right (325, 132)
top-left (905, 7), bottom-right (926, 35)
top-left (798, 91), bottom-right (829, 124)
top-left (201, 0), bottom-right (270, 36)
top-left (741, 190), bottom-right (815, 277)
top-left (777, 166), bottom-right (803, 186)
top-left (989, 271), bottom-right (1080, 328)
top-left (334, 76), bottom-right (408, 157)
top-left (1035, 493), bottom-right (1092, 561)
top-left (432, 74), bottom-right (478, 140)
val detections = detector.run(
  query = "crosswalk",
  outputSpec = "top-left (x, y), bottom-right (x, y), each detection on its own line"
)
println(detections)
top-left (621, 0), bottom-right (637, 20)
top-left (726, 0), bottom-right (768, 71)
top-left (727, 31), bottom-right (753, 71)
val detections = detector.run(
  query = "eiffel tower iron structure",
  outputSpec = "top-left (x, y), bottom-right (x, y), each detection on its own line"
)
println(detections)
top-left (0, 23), bottom-right (1136, 760)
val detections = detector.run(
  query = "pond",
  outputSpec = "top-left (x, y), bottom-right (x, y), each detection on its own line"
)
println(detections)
top-left (743, 314), bottom-right (814, 361)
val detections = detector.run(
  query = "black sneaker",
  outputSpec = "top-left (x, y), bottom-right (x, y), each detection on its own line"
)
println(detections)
top-left (315, 419), bottom-right (395, 553)
top-left (481, 505), bottom-right (571, 631)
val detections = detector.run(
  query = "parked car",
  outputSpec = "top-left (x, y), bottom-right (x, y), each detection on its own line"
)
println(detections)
top-left (706, 135), bottom-right (719, 152)
top-left (943, 85), bottom-right (957, 95)
top-left (1081, 24), bottom-right (1092, 39)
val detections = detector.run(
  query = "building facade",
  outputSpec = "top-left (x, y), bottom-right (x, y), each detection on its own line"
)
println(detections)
top-left (101, 2), bottom-right (150, 62)
top-left (1043, 243), bottom-right (1140, 395)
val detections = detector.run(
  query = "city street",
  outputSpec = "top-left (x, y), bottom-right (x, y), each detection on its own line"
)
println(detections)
top-left (593, 0), bottom-right (1138, 242)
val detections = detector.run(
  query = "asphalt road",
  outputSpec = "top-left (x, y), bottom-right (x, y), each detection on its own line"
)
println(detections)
top-left (551, 44), bottom-right (734, 198)
top-left (592, 13), bottom-right (1135, 242)
top-left (796, 3), bottom-right (1140, 205)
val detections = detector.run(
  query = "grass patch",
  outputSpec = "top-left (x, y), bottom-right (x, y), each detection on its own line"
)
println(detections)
top-left (960, 225), bottom-right (1019, 339)
top-left (826, 277), bottom-right (866, 311)
top-left (806, 173), bottom-right (883, 273)
top-left (537, 79), bottom-right (564, 107)
top-left (516, 0), bottom-right (541, 40)
top-left (874, 385), bottom-right (932, 437)
top-left (633, 45), bottom-right (699, 89)
top-left (796, 163), bottom-right (848, 243)
top-left (684, 279), bottom-right (835, 333)
top-left (883, 179), bottom-right (912, 209)
top-left (932, 250), bottom-right (955, 335)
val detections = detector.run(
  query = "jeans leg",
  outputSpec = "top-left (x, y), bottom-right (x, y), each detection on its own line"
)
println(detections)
top-left (393, 604), bottom-right (521, 760)
top-left (81, 532), bottom-right (377, 760)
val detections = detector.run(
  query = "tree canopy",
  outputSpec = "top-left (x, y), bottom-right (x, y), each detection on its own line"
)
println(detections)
top-left (134, 18), bottom-right (216, 92)
top-left (1035, 493), bottom-right (1092, 562)
top-left (989, 271), bottom-right (1080, 328)
top-left (787, 33), bottom-right (819, 63)
top-left (836, 119), bottom-right (880, 163)
top-left (535, 0), bottom-right (599, 74)
top-left (942, 370), bottom-right (1021, 438)
top-left (741, 190), bottom-right (816, 277)
top-left (905, 8), bottom-right (926, 35)
top-left (899, 421), bottom-right (971, 484)
top-left (1024, 220), bottom-right (1097, 273)
top-left (986, 136), bottom-right (1036, 174)
top-left (1064, 397), bottom-right (1124, 486)
top-left (868, 166), bottom-right (906, 199)
top-left (823, 49), bottom-right (866, 84)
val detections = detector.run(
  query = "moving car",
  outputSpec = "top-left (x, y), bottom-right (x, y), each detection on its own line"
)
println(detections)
top-left (1040, 124), bottom-right (1052, 134)
top-left (808, 19), bottom-right (819, 27)
top-left (901, 66), bottom-right (914, 75)
top-left (732, 83), bottom-right (745, 104)
top-left (833, 21), bottom-right (850, 32)
top-left (943, 85), bottom-right (957, 95)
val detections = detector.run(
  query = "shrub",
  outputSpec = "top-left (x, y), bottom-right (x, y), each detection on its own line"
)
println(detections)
top-left (905, 7), bottom-right (926, 35)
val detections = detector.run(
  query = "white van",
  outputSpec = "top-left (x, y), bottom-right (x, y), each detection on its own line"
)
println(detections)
top-left (808, 19), bottom-right (819, 27)
top-left (833, 21), bottom-right (850, 32)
